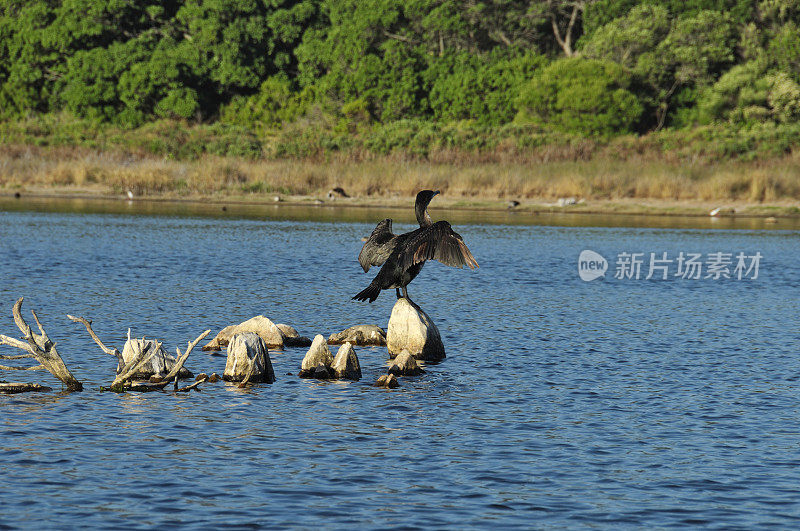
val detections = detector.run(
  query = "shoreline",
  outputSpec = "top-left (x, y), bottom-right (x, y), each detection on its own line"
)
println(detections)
top-left (2, 188), bottom-right (798, 220)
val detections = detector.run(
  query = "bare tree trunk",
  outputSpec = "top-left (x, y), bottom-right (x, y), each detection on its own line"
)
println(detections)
top-left (549, 0), bottom-right (588, 57)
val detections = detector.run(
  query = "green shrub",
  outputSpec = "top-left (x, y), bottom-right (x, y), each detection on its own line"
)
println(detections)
top-left (220, 75), bottom-right (313, 132)
top-left (515, 58), bottom-right (644, 135)
top-left (427, 49), bottom-right (546, 126)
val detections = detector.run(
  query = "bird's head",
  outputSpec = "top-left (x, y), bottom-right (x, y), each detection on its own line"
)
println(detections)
top-left (416, 189), bottom-right (440, 207)
top-left (415, 190), bottom-right (440, 226)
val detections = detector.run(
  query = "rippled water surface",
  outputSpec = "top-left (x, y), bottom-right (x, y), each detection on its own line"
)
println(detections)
top-left (1, 200), bottom-right (799, 528)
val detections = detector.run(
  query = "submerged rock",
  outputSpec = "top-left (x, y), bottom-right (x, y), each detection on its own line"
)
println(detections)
top-left (388, 349), bottom-right (424, 376)
top-left (120, 337), bottom-right (193, 379)
top-left (277, 323), bottom-right (313, 347)
top-left (312, 363), bottom-right (333, 379)
top-left (375, 374), bottom-right (399, 389)
top-left (299, 335), bottom-right (334, 378)
top-left (203, 315), bottom-right (285, 351)
top-left (223, 332), bottom-right (275, 383)
top-left (386, 298), bottom-right (445, 362)
top-left (328, 325), bottom-right (387, 346)
top-left (331, 342), bottom-right (362, 380)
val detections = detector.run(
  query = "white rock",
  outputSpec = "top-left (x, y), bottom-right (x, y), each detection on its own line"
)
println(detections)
top-left (375, 374), bottom-right (399, 388)
top-left (328, 325), bottom-right (386, 346)
top-left (331, 342), bottom-right (362, 380)
top-left (386, 298), bottom-right (445, 361)
top-left (388, 349), bottom-right (424, 376)
top-left (120, 337), bottom-right (193, 379)
top-left (299, 334), bottom-right (333, 376)
top-left (203, 315), bottom-right (285, 351)
top-left (223, 332), bottom-right (275, 383)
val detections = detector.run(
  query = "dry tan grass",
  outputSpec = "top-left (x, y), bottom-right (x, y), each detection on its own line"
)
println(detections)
top-left (1, 145), bottom-right (799, 205)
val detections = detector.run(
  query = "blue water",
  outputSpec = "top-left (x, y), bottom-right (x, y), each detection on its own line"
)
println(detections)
top-left (0, 206), bottom-right (799, 528)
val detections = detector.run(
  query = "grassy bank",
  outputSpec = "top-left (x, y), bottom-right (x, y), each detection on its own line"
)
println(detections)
top-left (1, 115), bottom-right (799, 215)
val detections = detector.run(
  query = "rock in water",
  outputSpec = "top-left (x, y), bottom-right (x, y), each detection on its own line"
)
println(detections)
top-left (388, 349), bottom-right (424, 376)
top-left (223, 332), bottom-right (275, 383)
top-left (299, 334), bottom-right (334, 378)
top-left (120, 337), bottom-right (193, 379)
top-left (331, 342), bottom-right (362, 380)
top-left (386, 298), bottom-right (445, 361)
top-left (277, 323), bottom-right (313, 347)
top-left (312, 364), bottom-right (333, 379)
top-left (375, 374), bottom-right (399, 388)
top-left (328, 325), bottom-right (387, 346)
top-left (203, 315), bottom-right (285, 351)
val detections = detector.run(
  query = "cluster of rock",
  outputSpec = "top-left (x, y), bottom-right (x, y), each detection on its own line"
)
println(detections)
top-left (2, 295), bottom-right (447, 394)
top-left (174, 297), bottom-right (442, 388)
top-left (298, 335), bottom-right (361, 380)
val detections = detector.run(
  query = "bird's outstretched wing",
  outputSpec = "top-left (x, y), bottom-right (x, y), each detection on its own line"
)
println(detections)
top-left (358, 218), bottom-right (397, 272)
top-left (399, 221), bottom-right (479, 270)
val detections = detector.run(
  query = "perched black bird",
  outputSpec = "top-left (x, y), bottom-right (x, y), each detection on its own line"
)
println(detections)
top-left (353, 190), bottom-right (478, 303)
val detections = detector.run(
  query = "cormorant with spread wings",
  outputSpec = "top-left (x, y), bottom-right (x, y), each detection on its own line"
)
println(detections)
top-left (352, 190), bottom-right (478, 302)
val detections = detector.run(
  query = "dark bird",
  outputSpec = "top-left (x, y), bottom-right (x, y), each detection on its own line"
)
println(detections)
top-left (353, 190), bottom-right (478, 303)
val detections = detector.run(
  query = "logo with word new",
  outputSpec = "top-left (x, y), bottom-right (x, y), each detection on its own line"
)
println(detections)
top-left (578, 250), bottom-right (608, 281)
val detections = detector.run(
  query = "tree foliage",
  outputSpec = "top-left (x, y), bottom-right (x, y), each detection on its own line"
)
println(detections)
top-left (516, 57), bottom-right (643, 135)
top-left (0, 0), bottom-right (794, 137)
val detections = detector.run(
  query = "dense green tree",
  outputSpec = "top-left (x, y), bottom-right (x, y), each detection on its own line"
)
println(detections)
top-left (584, 0), bottom-right (753, 35)
top-left (427, 48), bottom-right (545, 125)
top-left (581, 4), bottom-right (669, 69)
top-left (0, 0), bottom-right (795, 138)
top-left (585, 7), bottom-right (736, 128)
top-left (516, 57), bottom-right (643, 135)
top-left (696, 59), bottom-right (800, 124)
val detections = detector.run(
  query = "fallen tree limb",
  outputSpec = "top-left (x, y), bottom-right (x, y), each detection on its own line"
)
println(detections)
top-left (0, 364), bottom-right (44, 371)
top-left (0, 298), bottom-right (83, 391)
top-left (110, 339), bottom-right (163, 390)
top-left (0, 382), bottom-right (52, 394)
top-left (145, 329), bottom-right (210, 391)
top-left (69, 314), bottom-right (211, 393)
top-left (177, 376), bottom-right (207, 392)
top-left (0, 353), bottom-right (34, 360)
top-left (66, 314), bottom-right (122, 360)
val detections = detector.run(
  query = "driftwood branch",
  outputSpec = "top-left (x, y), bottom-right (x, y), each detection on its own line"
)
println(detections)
top-left (0, 298), bottom-right (83, 391)
top-left (0, 351), bottom-right (34, 360)
top-left (67, 315), bottom-right (121, 359)
top-left (146, 329), bottom-right (210, 391)
top-left (111, 340), bottom-right (163, 389)
top-left (0, 382), bottom-right (52, 394)
top-left (0, 364), bottom-right (44, 371)
top-left (108, 329), bottom-right (210, 392)
top-left (177, 376), bottom-right (207, 393)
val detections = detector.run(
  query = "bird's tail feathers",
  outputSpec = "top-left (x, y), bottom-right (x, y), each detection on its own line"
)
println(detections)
top-left (352, 282), bottom-right (381, 303)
